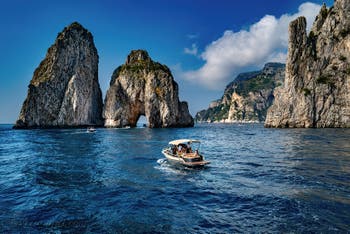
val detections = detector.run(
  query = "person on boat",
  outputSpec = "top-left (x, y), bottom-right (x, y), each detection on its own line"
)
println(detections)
top-left (186, 142), bottom-right (192, 153)
top-left (181, 144), bottom-right (187, 154)
top-left (176, 145), bottom-right (182, 155)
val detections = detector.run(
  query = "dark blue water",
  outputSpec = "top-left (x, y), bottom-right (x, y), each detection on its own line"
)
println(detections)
top-left (0, 124), bottom-right (349, 233)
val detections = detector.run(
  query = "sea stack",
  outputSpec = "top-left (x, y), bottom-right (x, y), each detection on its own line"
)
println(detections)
top-left (265, 1), bottom-right (350, 128)
top-left (103, 50), bottom-right (194, 128)
top-left (14, 22), bottom-right (103, 128)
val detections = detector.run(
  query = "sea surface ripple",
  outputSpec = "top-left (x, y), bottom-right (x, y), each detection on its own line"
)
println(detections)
top-left (0, 124), bottom-right (349, 233)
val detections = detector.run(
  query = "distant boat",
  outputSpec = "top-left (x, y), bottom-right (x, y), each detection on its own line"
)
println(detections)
top-left (87, 127), bottom-right (96, 133)
top-left (162, 139), bottom-right (210, 168)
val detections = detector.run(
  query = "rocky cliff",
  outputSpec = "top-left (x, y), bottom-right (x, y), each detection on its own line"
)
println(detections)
top-left (14, 22), bottom-right (103, 128)
top-left (265, 1), bottom-right (350, 128)
top-left (196, 63), bottom-right (285, 123)
top-left (103, 50), bottom-right (194, 128)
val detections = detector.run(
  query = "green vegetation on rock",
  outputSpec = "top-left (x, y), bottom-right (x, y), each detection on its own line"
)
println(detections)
top-left (302, 88), bottom-right (311, 96)
top-left (339, 55), bottom-right (347, 61)
top-left (316, 74), bottom-right (335, 86)
top-left (235, 73), bottom-right (276, 97)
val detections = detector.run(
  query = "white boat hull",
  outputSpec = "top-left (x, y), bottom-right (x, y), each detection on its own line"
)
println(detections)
top-left (162, 149), bottom-right (210, 168)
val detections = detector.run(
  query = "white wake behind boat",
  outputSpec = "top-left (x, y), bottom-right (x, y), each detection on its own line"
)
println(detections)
top-left (87, 127), bottom-right (96, 133)
top-left (162, 139), bottom-right (210, 168)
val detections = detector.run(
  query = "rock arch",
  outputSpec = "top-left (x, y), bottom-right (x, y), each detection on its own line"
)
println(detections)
top-left (103, 50), bottom-right (193, 128)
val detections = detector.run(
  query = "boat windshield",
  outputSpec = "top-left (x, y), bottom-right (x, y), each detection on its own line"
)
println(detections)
top-left (169, 139), bottom-right (200, 145)
top-left (189, 141), bottom-right (200, 151)
top-left (169, 140), bottom-right (201, 154)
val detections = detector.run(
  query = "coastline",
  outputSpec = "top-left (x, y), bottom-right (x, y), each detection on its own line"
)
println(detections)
top-left (196, 119), bottom-right (261, 124)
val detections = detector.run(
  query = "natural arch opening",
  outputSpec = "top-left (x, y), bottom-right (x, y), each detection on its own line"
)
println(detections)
top-left (136, 115), bottom-right (148, 128)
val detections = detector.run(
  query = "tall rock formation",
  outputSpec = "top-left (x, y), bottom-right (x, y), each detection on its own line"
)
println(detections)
top-left (14, 22), bottom-right (103, 128)
top-left (196, 63), bottom-right (285, 123)
top-left (265, 1), bottom-right (350, 128)
top-left (103, 50), bottom-right (194, 128)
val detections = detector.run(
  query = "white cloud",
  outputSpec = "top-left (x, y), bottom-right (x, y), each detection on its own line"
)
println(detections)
top-left (184, 43), bottom-right (198, 56)
top-left (183, 2), bottom-right (321, 90)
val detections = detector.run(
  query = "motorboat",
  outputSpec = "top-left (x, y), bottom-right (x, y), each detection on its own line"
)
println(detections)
top-left (161, 139), bottom-right (210, 168)
top-left (87, 127), bottom-right (96, 133)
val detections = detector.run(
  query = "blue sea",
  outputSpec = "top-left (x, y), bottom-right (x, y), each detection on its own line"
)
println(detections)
top-left (0, 123), bottom-right (349, 233)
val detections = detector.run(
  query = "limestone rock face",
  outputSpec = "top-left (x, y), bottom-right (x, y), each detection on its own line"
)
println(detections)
top-left (103, 50), bottom-right (194, 128)
top-left (14, 22), bottom-right (103, 128)
top-left (265, 1), bottom-right (350, 128)
top-left (195, 63), bottom-right (285, 123)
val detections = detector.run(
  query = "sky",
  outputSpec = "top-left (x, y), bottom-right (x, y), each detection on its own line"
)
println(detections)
top-left (0, 0), bottom-right (333, 123)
